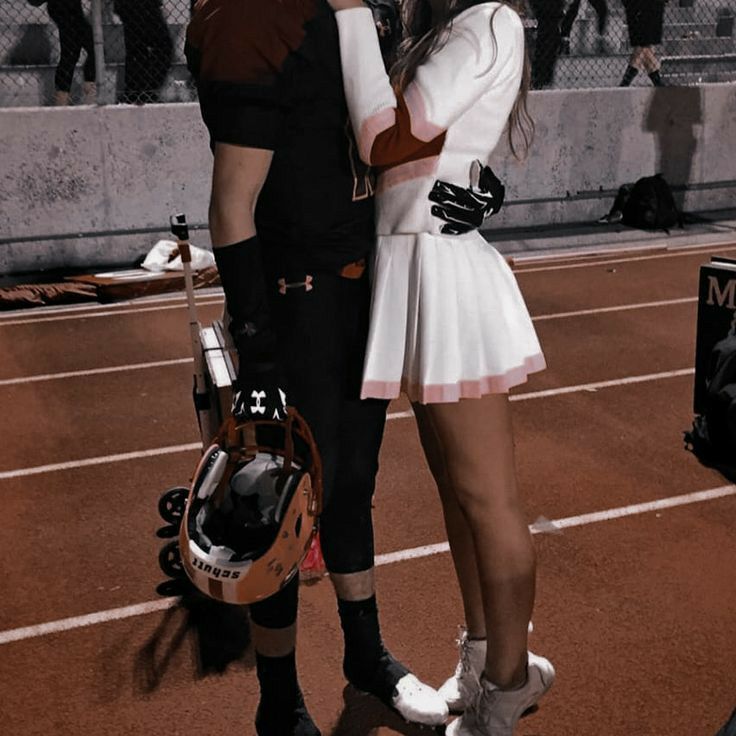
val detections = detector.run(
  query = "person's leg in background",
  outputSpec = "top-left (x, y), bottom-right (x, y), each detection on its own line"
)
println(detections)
top-left (620, 0), bottom-right (665, 87)
top-left (141, 0), bottom-right (173, 101)
top-left (78, 4), bottom-right (97, 104)
top-left (47, 0), bottom-right (86, 105)
top-left (590, 0), bottom-right (608, 36)
top-left (114, 0), bottom-right (145, 103)
top-left (559, 0), bottom-right (581, 55)
top-left (528, 0), bottom-right (564, 89)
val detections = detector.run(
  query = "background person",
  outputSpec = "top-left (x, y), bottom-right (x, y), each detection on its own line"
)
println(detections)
top-left (620, 0), bottom-right (667, 86)
top-left (325, 0), bottom-right (555, 734)
top-left (44, 0), bottom-right (96, 105)
top-left (528, 0), bottom-right (565, 88)
top-left (114, 0), bottom-right (173, 103)
top-left (559, 0), bottom-right (608, 54)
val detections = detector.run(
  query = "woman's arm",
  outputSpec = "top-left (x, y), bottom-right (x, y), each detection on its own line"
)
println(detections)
top-left (330, 3), bottom-right (524, 167)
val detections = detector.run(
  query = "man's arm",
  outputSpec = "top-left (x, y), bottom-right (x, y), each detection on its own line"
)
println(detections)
top-left (209, 144), bottom-right (286, 421)
top-left (209, 143), bottom-right (273, 247)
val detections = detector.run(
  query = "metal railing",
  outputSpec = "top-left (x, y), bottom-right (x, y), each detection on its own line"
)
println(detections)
top-left (1, 0), bottom-right (734, 107)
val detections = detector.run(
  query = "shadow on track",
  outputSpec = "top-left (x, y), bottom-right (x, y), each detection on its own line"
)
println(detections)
top-left (134, 580), bottom-right (252, 694)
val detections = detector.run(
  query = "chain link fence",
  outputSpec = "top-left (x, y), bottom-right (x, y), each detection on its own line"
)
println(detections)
top-left (521, 0), bottom-right (736, 89)
top-left (0, 0), bottom-right (192, 106)
top-left (1, 0), bottom-right (735, 107)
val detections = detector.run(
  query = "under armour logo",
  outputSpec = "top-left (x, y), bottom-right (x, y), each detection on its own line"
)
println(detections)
top-left (250, 389), bottom-right (266, 415)
top-left (271, 389), bottom-right (287, 420)
top-left (278, 275), bottom-right (314, 295)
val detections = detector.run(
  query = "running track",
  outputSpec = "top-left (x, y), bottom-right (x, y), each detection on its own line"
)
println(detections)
top-left (1, 241), bottom-right (735, 736)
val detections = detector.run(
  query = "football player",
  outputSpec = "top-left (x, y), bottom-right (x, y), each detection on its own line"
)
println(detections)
top-left (185, 1), bottom-right (496, 733)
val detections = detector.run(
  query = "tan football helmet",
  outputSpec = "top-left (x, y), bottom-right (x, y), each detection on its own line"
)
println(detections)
top-left (178, 409), bottom-right (323, 604)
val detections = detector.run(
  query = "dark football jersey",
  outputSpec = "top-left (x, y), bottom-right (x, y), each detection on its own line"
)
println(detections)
top-left (186, 0), bottom-right (376, 273)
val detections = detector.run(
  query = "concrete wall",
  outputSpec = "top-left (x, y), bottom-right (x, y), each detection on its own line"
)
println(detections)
top-left (487, 83), bottom-right (736, 231)
top-left (1, 84), bottom-right (735, 274)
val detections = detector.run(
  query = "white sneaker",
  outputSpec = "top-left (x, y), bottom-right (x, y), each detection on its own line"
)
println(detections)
top-left (439, 622), bottom-right (534, 714)
top-left (438, 628), bottom-right (487, 713)
top-left (445, 652), bottom-right (555, 736)
top-left (392, 673), bottom-right (449, 726)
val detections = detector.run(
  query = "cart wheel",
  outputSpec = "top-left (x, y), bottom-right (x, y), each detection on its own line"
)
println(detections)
top-left (158, 486), bottom-right (189, 526)
top-left (159, 540), bottom-right (184, 579)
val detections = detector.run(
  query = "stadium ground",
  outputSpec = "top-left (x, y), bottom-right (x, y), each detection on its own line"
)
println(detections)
top-left (1, 239), bottom-right (735, 736)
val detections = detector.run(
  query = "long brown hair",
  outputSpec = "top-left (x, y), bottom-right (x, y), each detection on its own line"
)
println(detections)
top-left (390, 0), bottom-right (534, 159)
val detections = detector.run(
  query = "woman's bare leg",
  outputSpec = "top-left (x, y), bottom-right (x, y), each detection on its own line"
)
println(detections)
top-left (416, 395), bottom-right (535, 689)
top-left (413, 402), bottom-right (485, 638)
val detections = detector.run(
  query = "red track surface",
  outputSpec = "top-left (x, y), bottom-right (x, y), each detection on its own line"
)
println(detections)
top-left (2, 243), bottom-right (736, 736)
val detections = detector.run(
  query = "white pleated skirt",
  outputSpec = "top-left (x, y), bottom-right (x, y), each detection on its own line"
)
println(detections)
top-left (361, 231), bottom-right (546, 404)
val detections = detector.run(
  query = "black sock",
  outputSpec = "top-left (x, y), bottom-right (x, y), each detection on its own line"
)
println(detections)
top-left (256, 650), bottom-right (299, 708)
top-left (254, 651), bottom-right (320, 735)
top-left (620, 65), bottom-right (638, 87)
top-left (338, 596), bottom-right (409, 704)
top-left (649, 70), bottom-right (664, 86)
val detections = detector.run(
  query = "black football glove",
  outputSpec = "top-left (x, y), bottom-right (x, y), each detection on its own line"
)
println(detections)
top-left (211, 237), bottom-right (288, 423)
top-left (429, 160), bottom-right (506, 235)
top-left (232, 368), bottom-right (287, 422)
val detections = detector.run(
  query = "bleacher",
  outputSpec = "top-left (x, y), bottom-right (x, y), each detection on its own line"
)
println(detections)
top-left (0, 0), bottom-right (192, 106)
top-left (1, 0), bottom-right (734, 107)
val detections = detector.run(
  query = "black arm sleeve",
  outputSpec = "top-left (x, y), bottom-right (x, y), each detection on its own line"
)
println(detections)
top-left (213, 236), bottom-right (277, 375)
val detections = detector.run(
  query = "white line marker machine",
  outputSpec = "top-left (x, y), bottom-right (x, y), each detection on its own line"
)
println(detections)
top-left (157, 213), bottom-right (237, 586)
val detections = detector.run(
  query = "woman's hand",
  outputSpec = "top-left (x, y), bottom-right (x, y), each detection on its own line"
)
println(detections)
top-left (326, 0), bottom-right (365, 11)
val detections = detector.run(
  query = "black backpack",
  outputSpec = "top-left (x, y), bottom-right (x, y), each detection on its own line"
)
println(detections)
top-left (622, 174), bottom-right (682, 230)
top-left (684, 331), bottom-right (736, 483)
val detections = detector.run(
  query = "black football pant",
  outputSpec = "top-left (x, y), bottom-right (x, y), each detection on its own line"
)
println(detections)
top-left (249, 269), bottom-right (388, 629)
top-left (113, 0), bottom-right (173, 103)
top-left (529, 0), bottom-right (565, 89)
top-left (47, 0), bottom-right (95, 92)
top-left (560, 0), bottom-right (608, 39)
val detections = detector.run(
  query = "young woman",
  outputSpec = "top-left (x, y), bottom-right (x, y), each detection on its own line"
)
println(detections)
top-left (325, 1), bottom-right (555, 733)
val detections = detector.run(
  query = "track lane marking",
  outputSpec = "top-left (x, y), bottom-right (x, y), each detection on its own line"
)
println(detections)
top-left (514, 243), bottom-right (736, 273)
top-left (0, 443), bottom-right (202, 479)
top-left (0, 297), bottom-right (698, 385)
top-left (0, 299), bottom-right (224, 327)
top-left (2, 241), bottom-right (733, 326)
top-left (1, 484), bottom-right (733, 646)
top-left (0, 368), bottom-right (695, 479)
top-left (0, 289), bottom-right (223, 321)
top-left (531, 297), bottom-right (696, 321)
top-left (0, 358), bottom-right (192, 386)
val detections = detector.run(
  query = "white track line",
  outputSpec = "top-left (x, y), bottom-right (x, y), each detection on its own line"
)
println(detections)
top-left (0, 296), bottom-right (698, 386)
top-left (1, 484), bottom-right (733, 646)
top-left (376, 485), bottom-right (736, 566)
top-left (510, 368), bottom-right (693, 402)
top-left (0, 368), bottom-right (694, 480)
top-left (0, 299), bottom-right (223, 327)
top-left (532, 297), bottom-right (696, 322)
top-left (515, 244), bottom-right (736, 274)
top-left (0, 289), bottom-right (223, 321)
top-left (0, 600), bottom-right (179, 645)
top-left (0, 443), bottom-right (202, 480)
top-left (2, 241), bottom-right (732, 326)
top-left (0, 358), bottom-right (192, 387)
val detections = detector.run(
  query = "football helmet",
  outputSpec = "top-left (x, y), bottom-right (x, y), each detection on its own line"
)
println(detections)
top-left (179, 409), bottom-right (323, 604)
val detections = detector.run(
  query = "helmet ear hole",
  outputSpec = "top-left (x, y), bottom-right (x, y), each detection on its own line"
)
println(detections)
top-left (294, 514), bottom-right (303, 539)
